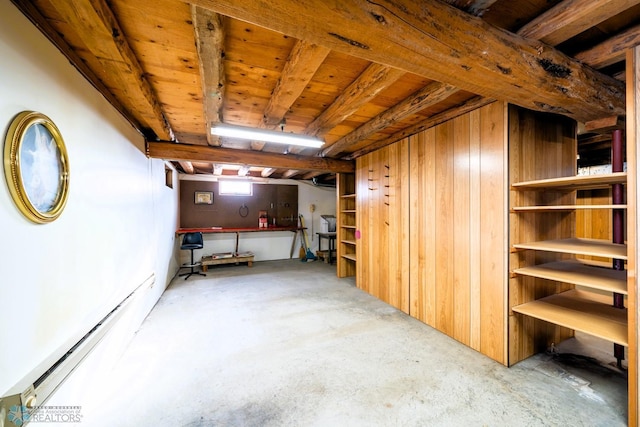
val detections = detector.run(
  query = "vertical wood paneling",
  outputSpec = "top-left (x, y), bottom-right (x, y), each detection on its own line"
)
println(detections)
top-left (479, 102), bottom-right (507, 363)
top-left (409, 130), bottom-right (437, 325)
top-left (435, 120), bottom-right (455, 336)
top-left (469, 109), bottom-right (482, 351)
top-left (355, 155), bottom-right (370, 292)
top-left (356, 141), bottom-right (409, 313)
top-left (453, 113), bottom-right (471, 345)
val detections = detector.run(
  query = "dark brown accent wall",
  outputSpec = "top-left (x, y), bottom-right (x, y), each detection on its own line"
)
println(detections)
top-left (179, 181), bottom-right (298, 228)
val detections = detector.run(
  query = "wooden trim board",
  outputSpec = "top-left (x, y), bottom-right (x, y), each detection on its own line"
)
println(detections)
top-left (512, 289), bottom-right (628, 346)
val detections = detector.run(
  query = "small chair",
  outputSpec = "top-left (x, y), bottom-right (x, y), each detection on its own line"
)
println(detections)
top-left (179, 232), bottom-right (206, 280)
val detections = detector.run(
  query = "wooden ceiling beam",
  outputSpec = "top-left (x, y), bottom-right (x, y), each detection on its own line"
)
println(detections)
top-left (305, 63), bottom-right (405, 137)
top-left (261, 168), bottom-right (277, 177)
top-left (252, 40), bottom-right (330, 150)
top-left (281, 170), bottom-right (300, 179)
top-left (49, 0), bottom-right (173, 140)
top-left (576, 24), bottom-right (640, 70)
top-left (192, 6), bottom-right (225, 146)
top-left (322, 82), bottom-right (459, 158)
top-left (348, 96), bottom-right (496, 159)
top-left (11, 0), bottom-right (145, 135)
top-left (287, 62), bottom-right (405, 155)
top-left (517, 0), bottom-right (640, 46)
top-left (191, 0), bottom-right (624, 123)
top-left (178, 161), bottom-right (195, 174)
top-left (147, 142), bottom-right (354, 173)
top-left (264, 40), bottom-right (330, 128)
top-left (301, 170), bottom-right (325, 180)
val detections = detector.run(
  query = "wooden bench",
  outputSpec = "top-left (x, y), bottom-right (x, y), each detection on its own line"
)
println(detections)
top-left (201, 253), bottom-right (254, 271)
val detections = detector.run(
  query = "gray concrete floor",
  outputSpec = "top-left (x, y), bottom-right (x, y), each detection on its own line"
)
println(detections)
top-left (83, 260), bottom-right (627, 426)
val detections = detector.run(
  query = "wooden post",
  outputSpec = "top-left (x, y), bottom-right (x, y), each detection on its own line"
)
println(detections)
top-left (612, 129), bottom-right (625, 366)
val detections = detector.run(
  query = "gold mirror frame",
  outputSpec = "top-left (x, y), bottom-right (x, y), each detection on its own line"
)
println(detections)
top-left (3, 111), bottom-right (70, 223)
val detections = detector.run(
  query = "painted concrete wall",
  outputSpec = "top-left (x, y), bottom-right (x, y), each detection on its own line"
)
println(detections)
top-left (179, 175), bottom-right (337, 262)
top-left (0, 1), bottom-right (179, 400)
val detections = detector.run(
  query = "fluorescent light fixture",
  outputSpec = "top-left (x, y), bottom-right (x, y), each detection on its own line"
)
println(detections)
top-left (211, 123), bottom-right (324, 148)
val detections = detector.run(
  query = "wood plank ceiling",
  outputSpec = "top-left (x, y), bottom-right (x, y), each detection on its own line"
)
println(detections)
top-left (12, 0), bottom-right (640, 181)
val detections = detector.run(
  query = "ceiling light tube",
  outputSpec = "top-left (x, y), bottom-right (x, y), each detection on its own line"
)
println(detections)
top-left (211, 123), bottom-right (324, 148)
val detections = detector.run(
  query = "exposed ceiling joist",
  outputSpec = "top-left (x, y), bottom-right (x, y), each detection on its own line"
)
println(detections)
top-left (281, 170), bottom-right (300, 179)
top-left (302, 170), bottom-right (325, 180)
top-left (147, 142), bottom-right (355, 173)
top-left (179, 161), bottom-right (195, 174)
top-left (349, 96), bottom-right (495, 159)
top-left (261, 168), bottom-right (276, 177)
top-left (517, 0), bottom-right (640, 46)
top-left (11, 0), bottom-right (144, 134)
top-left (285, 62), bottom-right (405, 161)
top-left (51, 0), bottom-right (173, 140)
top-left (191, 0), bottom-right (625, 122)
top-left (192, 6), bottom-right (225, 146)
top-left (305, 63), bottom-right (405, 137)
top-left (322, 82), bottom-right (459, 157)
top-left (252, 40), bottom-right (330, 151)
top-left (576, 24), bottom-right (640, 70)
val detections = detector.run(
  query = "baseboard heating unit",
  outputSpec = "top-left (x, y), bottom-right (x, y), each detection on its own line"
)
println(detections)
top-left (0, 273), bottom-right (154, 427)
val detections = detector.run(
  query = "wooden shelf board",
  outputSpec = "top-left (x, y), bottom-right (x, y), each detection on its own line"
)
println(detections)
top-left (340, 225), bottom-right (356, 229)
top-left (512, 172), bottom-right (627, 190)
top-left (513, 238), bottom-right (627, 260)
top-left (341, 240), bottom-right (356, 246)
top-left (513, 204), bottom-right (627, 212)
top-left (512, 289), bottom-right (628, 346)
top-left (342, 254), bottom-right (357, 262)
top-left (514, 260), bottom-right (627, 295)
top-left (341, 193), bottom-right (356, 199)
top-left (341, 210), bottom-right (356, 213)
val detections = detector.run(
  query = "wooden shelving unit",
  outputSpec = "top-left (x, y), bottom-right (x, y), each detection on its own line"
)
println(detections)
top-left (337, 173), bottom-right (357, 277)
top-left (511, 173), bottom-right (628, 348)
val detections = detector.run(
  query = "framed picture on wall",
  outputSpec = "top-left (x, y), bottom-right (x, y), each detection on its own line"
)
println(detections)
top-left (3, 111), bottom-right (70, 223)
top-left (194, 191), bottom-right (213, 205)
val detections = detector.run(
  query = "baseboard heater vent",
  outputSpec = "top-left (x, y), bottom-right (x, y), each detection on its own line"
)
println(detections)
top-left (0, 273), bottom-right (155, 427)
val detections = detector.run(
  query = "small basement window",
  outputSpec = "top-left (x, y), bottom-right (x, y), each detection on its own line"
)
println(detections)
top-left (165, 164), bottom-right (173, 188)
top-left (219, 180), bottom-right (252, 196)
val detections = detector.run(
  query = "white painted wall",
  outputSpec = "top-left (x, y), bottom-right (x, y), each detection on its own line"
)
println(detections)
top-left (0, 1), bottom-right (179, 400)
top-left (179, 176), bottom-right (337, 262)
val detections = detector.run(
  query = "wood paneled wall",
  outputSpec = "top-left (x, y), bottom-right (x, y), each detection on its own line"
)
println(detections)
top-left (409, 102), bottom-right (508, 363)
top-left (356, 141), bottom-right (410, 313)
top-left (356, 101), bottom-right (508, 364)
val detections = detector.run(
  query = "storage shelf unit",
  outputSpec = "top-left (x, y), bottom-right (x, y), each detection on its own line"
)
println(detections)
top-left (511, 172), bottom-right (628, 348)
top-left (337, 173), bottom-right (357, 277)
